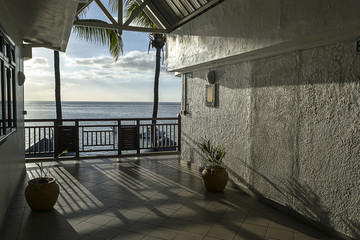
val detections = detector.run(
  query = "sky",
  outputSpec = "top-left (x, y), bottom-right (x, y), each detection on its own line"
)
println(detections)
top-left (23, 2), bottom-right (181, 103)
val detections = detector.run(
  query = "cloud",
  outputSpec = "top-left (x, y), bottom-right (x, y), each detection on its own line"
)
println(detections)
top-left (25, 57), bottom-right (49, 67)
top-left (24, 48), bottom-right (180, 102)
top-left (66, 51), bottom-right (170, 73)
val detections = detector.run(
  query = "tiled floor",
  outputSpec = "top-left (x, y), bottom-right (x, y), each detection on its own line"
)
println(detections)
top-left (0, 155), bottom-right (331, 240)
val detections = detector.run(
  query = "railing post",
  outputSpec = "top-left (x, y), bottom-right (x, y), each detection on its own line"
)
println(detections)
top-left (54, 120), bottom-right (59, 157)
top-left (136, 119), bottom-right (140, 155)
top-left (151, 122), bottom-right (156, 150)
top-left (177, 113), bottom-right (181, 152)
top-left (117, 120), bottom-right (121, 156)
top-left (75, 120), bottom-right (80, 159)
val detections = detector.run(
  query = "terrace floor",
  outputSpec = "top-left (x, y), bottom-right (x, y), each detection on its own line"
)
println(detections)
top-left (0, 155), bottom-right (331, 240)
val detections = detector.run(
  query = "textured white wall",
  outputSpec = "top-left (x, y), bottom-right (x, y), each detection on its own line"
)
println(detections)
top-left (0, 0), bottom-right (26, 227)
top-left (180, 41), bottom-right (360, 239)
top-left (168, 0), bottom-right (360, 239)
top-left (167, 0), bottom-right (360, 72)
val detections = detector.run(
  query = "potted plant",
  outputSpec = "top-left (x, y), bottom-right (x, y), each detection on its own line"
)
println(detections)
top-left (197, 137), bottom-right (228, 192)
top-left (25, 151), bottom-right (66, 211)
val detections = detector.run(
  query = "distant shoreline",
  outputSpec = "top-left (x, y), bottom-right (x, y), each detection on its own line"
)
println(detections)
top-left (25, 101), bottom-right (180, 104)
top-left (24, 101), bottom-right (181, 119)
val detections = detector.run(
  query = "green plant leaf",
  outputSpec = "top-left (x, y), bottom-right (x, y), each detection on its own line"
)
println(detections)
top-left (197, 136), bottom-right (226, 167)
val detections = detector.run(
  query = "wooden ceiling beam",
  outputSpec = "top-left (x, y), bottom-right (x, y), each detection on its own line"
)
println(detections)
top-left (170, 0), bottom-right (221, 31)
top-left (94, 0), bottom-right (117, 24)
top-left (76, 0), bottom-right (93, 16)
top-left (73, 20), bottom-right (169, 34)
top-left (118, 0), bottom-right (123, 24)
top-left (134, 0), bottom-right (170, 30)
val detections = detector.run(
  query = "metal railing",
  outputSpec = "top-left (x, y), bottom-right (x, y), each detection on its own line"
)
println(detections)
top-left (25, 116), bottom-right (181, 159)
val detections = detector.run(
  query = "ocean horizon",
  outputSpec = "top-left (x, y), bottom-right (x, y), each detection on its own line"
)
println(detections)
top-left (25, 101), bottom-right (181, 119)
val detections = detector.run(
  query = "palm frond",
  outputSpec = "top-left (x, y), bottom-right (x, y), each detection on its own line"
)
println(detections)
top-left (124, 0), bottom-right (154, 28)
top-left (75, 4), bottom-right (90, 20)
top-left (72, 19), bottom-right (123, 60)
top-left (108, 0), bottom-right (118, 15)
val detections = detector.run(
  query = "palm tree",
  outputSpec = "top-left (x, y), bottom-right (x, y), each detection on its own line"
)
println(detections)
top-left (57, 12), bottom-right (122, 124)
top-left (124, 0), bottom-right (166, 126)
top-left (73, 1), bottom-right (165, 147)
top-left (54, 50), bottom-right (62, 126)
top-left (123, 0), bottom-right (166, 148)
top-left (75, 1), bottom-right (165, 125)
top-left (52, 15), bottom-right (122, 156)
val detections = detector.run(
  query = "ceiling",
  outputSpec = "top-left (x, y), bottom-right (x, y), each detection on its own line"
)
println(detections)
top-left (136, 0), bottom-right (225, 31)
top-left (2, 0), bottom-right (224, 52)
top-left (74, 0), bottom-right (225, 34)
top-left (4, 0), bottom-right (79, 51)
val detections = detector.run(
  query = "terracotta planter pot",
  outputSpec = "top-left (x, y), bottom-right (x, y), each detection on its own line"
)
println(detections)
top-left (202, 167), bottom-right (229, 192)
top-left (25, 177), bottom-right (59, 211)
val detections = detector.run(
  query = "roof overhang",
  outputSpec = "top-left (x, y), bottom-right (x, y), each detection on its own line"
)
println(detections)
top-left (4, 0), bottom-right (79, 52)
top-left (74, 0), bottom-right (225, 34)
top-left (2, 0), bottom-right (224, 52)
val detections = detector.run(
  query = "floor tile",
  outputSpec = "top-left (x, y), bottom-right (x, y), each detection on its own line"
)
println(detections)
top-left (112, 230), bottom-right (146, 240)
top-left (203, 236), bottom-right (223, 240)
top-left (122, 210), bottom-right (148, 221)
top-left (138, 213), bottom-right (165, 226)
top-left (294, 229), bottom-right (330, 240)
top-left (265, 227), bottom-right (295, 240)
top-left (173, 231), bottom-right (204, 240)
top-left (154, 207), bottom-right (178, 217)
top-left (142, 236), bottom-right (164, 240)
top-left (243, 214), bottom-right (270, 227)
top-left (183, 222), bottom-right (213, 235)
top-left (148, 226), bottom-right (179, 239)
top-left (127, 221), bottom-right (157, 235)
top-left (159, 217), bottom-right (189, 230)
top-left (89, 225), bottom-right (123, 239)
top-left (73, 221), bottom-right (101, 235)
top-left (206, 226), bottom-right (238, 240)
top-left (85, 214), bottom-right (115, 225)
top-left (103, 217), bottom-right (134, 229)
top-left (237, 223), bottom-right (268, 239)
top-left (46, 229), bottom-right (80, 240)
top-left (0, 233), bottom-right (18, 240)
top-left (0, 155), bottom-right (332, 240)
top-left (170, 209), bottom-right (195, 221)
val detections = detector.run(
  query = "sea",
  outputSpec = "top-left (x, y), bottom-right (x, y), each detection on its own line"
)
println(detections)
top-left (24, 101), bottom-right (181, 119)
top-left (24, 101), bottom-right (181, 156)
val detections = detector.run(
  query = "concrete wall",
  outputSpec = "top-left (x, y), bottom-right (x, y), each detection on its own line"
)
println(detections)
top-left (167, 0), bottom-right (360, 239)
top-left (167, 0), bottom-right (360, 72)
top-left (0, 0), bottom-right (26, 227)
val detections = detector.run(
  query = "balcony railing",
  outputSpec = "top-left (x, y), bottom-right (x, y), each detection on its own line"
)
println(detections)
top-left (25, 116), bottom-right (181, 159)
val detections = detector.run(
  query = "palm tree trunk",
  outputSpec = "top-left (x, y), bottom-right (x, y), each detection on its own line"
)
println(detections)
top-left (151, 45), bottom-right (161, 148)
top-left (152, 47), bottom-right (160, 124)
top-left (54, 50), bottom-right (62, 125)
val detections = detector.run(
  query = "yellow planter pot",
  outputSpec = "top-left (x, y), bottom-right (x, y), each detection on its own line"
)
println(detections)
top-left (25, 177), bottom-right (59, 211)
top-left (202, 167), bottom-right (229, 192)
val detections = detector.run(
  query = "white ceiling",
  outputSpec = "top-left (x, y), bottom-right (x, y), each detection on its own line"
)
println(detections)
top-left (2, 0), bottom-right (224, 52)
top-left (5, 0), bottom-right (79, 51)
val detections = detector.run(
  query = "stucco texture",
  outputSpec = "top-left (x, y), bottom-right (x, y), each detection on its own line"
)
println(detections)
top-left (167, 0), bottom-right (360, 72)
top-left (167, 0), bottom-right (360, 238)
top-left (179, 41), bottom-right (360, 239)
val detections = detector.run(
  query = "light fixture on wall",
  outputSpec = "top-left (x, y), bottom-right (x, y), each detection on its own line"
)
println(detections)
top-left (205, 84), bottom-right (216, 107)
top-left (207, 70), bottom-right (216, 84)
top-left (205, 70), bottom-right (216, 107)
top-left (18, 71), bottom-right (26, 86)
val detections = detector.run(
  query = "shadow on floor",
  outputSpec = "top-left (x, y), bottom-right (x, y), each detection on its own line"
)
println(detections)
top-left (0, 155), bottom-right (334, 240)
